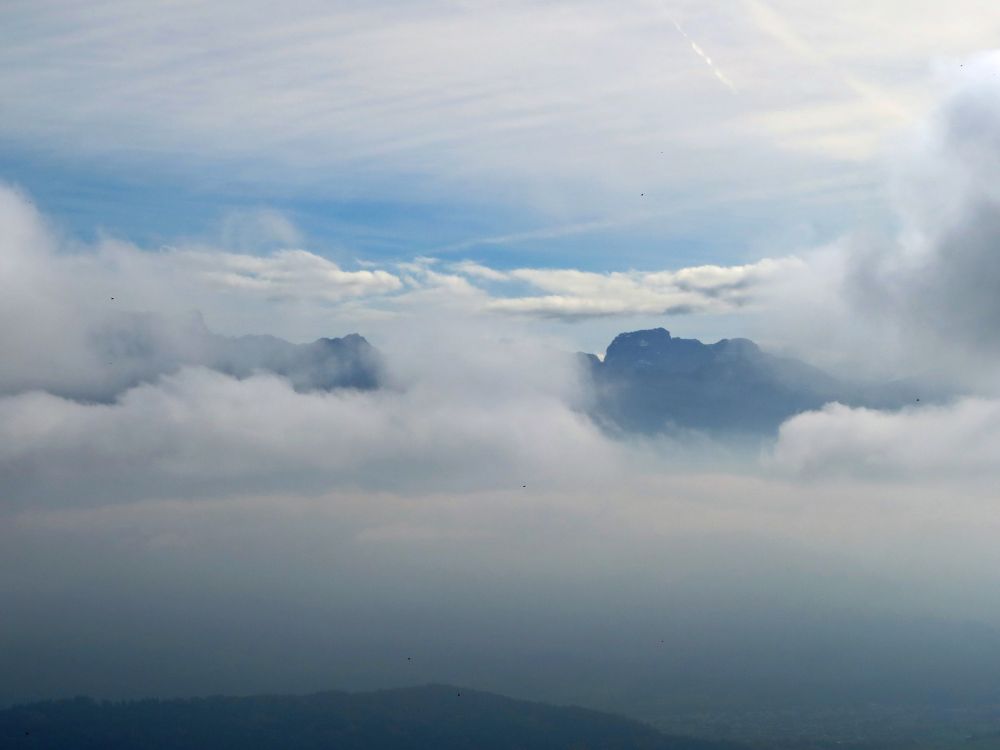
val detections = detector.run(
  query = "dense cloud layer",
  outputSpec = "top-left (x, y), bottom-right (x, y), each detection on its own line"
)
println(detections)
top-left (771, 398), bottom-right (1000, 477)
top-left (757, 54), bottom-right (1000, 386)
top-left (0, 354), bottom-right (619, 509)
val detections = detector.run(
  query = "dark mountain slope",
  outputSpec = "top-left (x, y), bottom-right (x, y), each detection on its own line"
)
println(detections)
top-left (0, 685), bottom-right (747, 750)
top-left (582, 328), bottom-right (914, 435)
top-left (209, 331), bottom-right (381, 391)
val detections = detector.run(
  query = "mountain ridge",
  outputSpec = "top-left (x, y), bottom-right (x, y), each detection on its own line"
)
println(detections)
top-left (581, 327), bottom-right (915, 435)
top-left (30, 315), bottom-right (921, 436)
top-left (0, 684), bottom-right (747, 750)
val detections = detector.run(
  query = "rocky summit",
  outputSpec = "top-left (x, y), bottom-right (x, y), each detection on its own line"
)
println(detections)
top-left (581, 328), bottom-right (911, 435)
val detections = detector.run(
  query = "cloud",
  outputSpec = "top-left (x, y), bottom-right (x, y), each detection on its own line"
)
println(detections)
top-left (174, 247), bottom-right (401, 301)
top-left (764, 56), bottom-right (1000, 475)
top-left (218, 208), bottom-right (303, 251)
top-left (745, 53), bottom-right (1000, 387)
top-left (449, 261), bottom-right (510, 282)
top-left (456, 258), bottom-right (799, 319)
top-left (770, 398), bottom-right (1000, 479)
top-left (0, 357), bottom-right (614, 510)
top-left (0, 185), bottom-right (99, 397)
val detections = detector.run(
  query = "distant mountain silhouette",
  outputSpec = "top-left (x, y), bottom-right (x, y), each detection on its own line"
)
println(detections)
top-left (48, 312), bottom-right (385, 402)
top-left (581, 328), bottom-right (915, 435)
top-left (37, 316), bottom-right (921, 435)
top-left (208, 331), bottom-right (381, 391)
top-left (0, 685), bottom-right (746, 750)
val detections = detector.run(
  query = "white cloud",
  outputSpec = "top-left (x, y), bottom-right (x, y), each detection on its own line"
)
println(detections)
top-left (455, 258), bottom-right (800, 319)
top-left (217, 208), bottom-right (303, 251)
top-left (0, 359), bottom-right (614, 509)
top-left (0, 183), bottom-right (408, 359)
top-left (448, 260), bottom-right (510, 282)
top-left (745, 53), bottom-right (1000, 387)
top-left (770, 398), bottom-right (1000, 478)
top-left (174, 247), bottom-right (401, 301)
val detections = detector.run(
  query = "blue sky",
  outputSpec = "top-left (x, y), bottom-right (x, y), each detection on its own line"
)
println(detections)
top-left (1, 144), bottom-right (863, 270)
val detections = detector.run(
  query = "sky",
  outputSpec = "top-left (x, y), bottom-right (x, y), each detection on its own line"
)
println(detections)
top-left (6, 0), bottom-right (1000, 722)
top-left (3, 1), bottom-right (992, 269)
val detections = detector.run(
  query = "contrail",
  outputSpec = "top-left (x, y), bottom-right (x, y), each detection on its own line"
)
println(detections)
top-left (667, 14), bottom-right (737, 92)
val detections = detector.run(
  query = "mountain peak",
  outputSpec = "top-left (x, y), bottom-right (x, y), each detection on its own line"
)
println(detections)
top-left (605, 327), bottom-right (671, 356)
top-left (0, 686), bottom-right (748, 750)
top-left (602, 329), bottom-right (767, 372)
top-left (603, 328), bottom-right (729, 375)
top-left (316, 332), bottom-right (370, 347)
top-left (586, 327), bottom-right (863, 435)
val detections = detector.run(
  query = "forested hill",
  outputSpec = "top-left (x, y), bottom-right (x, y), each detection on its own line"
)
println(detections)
top-left (0, 685), bottom-right (747, 750)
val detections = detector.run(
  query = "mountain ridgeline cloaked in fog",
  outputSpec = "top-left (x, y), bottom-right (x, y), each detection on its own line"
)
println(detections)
top-left (37, 316), bottom-right (919, 436)
top-left (40, 313), bottom-right (386, 403)
top-left (581, 328), bottom-right (916, 435)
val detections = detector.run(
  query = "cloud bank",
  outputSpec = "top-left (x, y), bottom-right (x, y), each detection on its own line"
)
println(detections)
top-left (755, 54), bottom-right (1000, 384)
top-left (770, 398), bottom-right (1000, 478)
